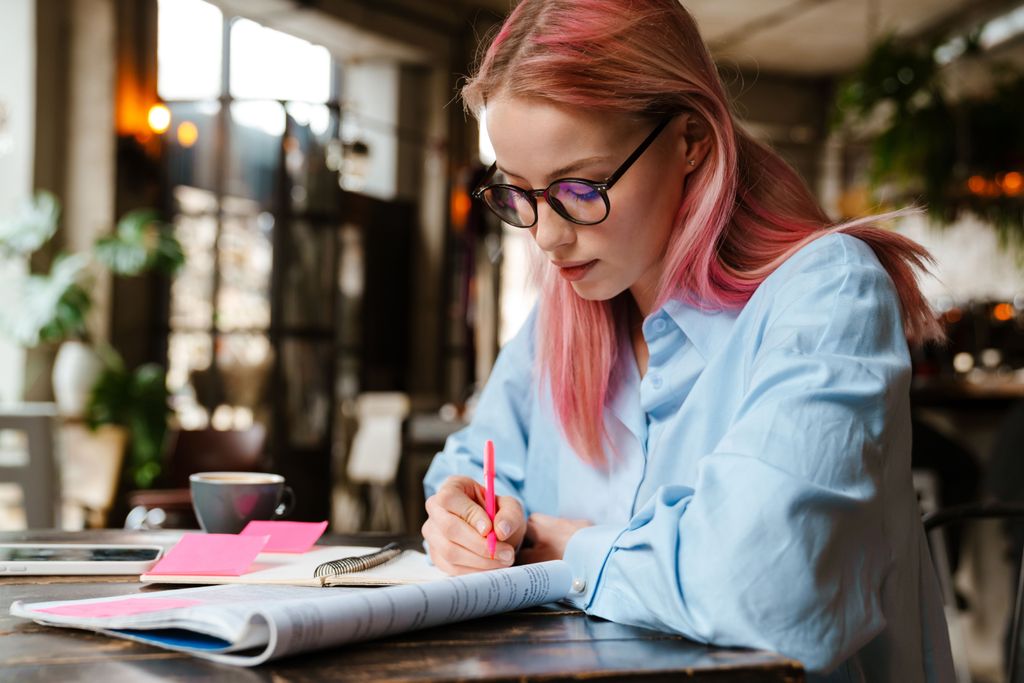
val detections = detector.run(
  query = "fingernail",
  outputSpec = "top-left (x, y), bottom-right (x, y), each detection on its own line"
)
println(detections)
top-left (497, 521), bottom-right (512, 539)
top-left (476, 520), bottom-right (488, 535)
top-left (498, 549), bottom-right (514, 563)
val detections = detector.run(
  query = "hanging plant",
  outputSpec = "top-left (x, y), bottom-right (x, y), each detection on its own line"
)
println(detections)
top-left (94, 208), bottom-right (185, 276)
top-left (834, 33), bottom-right (1024, 243)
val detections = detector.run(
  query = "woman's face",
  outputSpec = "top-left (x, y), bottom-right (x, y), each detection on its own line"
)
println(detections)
top-left (485, 96), bottom-right (696, 314)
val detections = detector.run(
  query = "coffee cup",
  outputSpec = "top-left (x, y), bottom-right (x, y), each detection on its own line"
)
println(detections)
top-left (189, 472), bottom-right (295, 534)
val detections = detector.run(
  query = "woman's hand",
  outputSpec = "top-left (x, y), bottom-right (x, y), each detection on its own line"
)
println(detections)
top-left (517, 513), bottom-right (592, 564)
top-left (422, 475), bottom-right (526, 575)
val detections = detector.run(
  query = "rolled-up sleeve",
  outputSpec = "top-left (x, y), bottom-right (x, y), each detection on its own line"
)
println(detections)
top-left (563, 256), bottom-right (910, 674)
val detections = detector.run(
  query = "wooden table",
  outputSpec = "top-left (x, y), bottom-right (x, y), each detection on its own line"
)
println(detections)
top-left (0, 530), bottom-right (804, 682)
top-left (912, 377), bottom-right (1024, 410)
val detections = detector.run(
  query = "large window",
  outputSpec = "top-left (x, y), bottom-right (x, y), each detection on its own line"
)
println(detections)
top-left (157, 0), bottom-right (412, 523)
top-left (157, 0), bottom-right (222, 101)
top-left (477, 115), bottom-right (538, 346)
top-left (158, 1), bottom-right (396, 427)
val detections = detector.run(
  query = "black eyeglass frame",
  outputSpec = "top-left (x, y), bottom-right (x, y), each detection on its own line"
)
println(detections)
top-left (471, 115), bottom-right (674, 228)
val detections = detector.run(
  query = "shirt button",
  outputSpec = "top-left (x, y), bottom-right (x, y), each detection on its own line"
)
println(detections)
top-left (571, 577), bottom-right (587, 593)
top-left (652, 318), bottom-right (667, 333)
top-left (650, 375), bottom-right (662, 389)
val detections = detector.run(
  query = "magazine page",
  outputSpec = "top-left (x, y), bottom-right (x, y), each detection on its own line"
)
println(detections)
top-left (11, 584), bottom-right (331, 652)
top-left (11, 560), bottom-right (574, 666)
top-left (247, 560), bottom-right (573, 665)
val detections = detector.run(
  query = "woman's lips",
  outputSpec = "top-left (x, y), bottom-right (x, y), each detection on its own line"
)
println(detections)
top-left (555, 260), bottom-right (597, 282)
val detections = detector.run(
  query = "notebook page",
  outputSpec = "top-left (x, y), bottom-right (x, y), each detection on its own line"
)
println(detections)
top-left (139, 546), bottom-right (447, 586)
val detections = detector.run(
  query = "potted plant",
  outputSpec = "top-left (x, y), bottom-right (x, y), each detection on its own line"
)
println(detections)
top-left (833, 34), bottom-right (1024, 243)
top-left (0, 193), bottom-right (95, 413)
top-left (85, 349), bottom-right (171, 490)
top-left (0, 191), bottom-right (184, 521)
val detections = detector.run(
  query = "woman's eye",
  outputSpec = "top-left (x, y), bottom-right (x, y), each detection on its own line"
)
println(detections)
top-left (557, 183), bottom-right (600, 202)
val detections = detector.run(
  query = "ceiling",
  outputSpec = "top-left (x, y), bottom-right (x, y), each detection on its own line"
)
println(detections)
top-left (471, 0), bottom-right (1009, 76)
top-left (210, 0), bottom-right (1019, 77)
top-left (207, 0), bottom-right (437, 63)
top-left (686, 0), bottom-right (969, 74)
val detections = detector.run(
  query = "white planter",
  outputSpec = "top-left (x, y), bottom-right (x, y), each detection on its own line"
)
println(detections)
top-left (52, 341), bottom-right (104, 418)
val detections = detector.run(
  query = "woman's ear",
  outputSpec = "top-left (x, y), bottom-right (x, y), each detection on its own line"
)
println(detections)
top-left (676, 113), bottom-right (712, 174)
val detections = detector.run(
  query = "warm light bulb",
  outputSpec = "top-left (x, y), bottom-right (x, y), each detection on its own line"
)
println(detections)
top-left (993, 302), bottom-right (1015, 321)
top-left (952, 352), bottom-right (974, 373)
top-left (176, 120), bottom-right (199, 147)
top-left (147, 104), bottom-right (171, 134)
top-left (1002, 171), bottom-right (1023, 196)
top-left (967, 175), bottom-right (987, 195)
top-left (450, 189), bottom-right (471, 229)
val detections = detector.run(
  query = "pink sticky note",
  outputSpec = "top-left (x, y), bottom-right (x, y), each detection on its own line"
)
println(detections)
top-left (240, 520), bottom-right (328, 553)
top-left (38, 597), bottom-right (204, 618)
top-left (147, 533), bottom-right (269, 576)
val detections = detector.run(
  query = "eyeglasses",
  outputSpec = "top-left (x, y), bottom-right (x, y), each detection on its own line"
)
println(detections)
top-left (471, 116), bottom-right (673, 228)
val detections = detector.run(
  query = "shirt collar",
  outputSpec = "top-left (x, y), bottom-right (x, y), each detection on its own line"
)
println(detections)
top-left (659, 298), bottom-right (739, 360)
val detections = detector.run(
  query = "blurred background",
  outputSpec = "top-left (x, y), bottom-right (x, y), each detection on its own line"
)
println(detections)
top-left (1, 0), bottom-right (1023, 679)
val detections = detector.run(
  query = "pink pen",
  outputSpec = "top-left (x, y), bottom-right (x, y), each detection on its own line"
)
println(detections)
top-left (484, 439), bottom-right (497, 559)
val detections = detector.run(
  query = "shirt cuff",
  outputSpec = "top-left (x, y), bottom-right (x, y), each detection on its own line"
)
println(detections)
top-left (561, 523), bottom-right (622, 610)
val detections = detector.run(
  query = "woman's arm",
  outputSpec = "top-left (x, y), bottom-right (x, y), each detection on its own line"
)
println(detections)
top-left (422, 309), bottom-right (537, 573)
top-left (563, 255), bottom-right (910, 673)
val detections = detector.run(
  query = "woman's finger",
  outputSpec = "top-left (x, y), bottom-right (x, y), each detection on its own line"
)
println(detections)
top-left (493, 495), bottom-right (525, 543)
top-left (431, 508), bottom-right (493, 557)
top-left (424, 518), bottom-right (515, 570)
top-left (430, 480), bottom-right (492, 535)
top-left (440, 475), bottom-right (486, 504)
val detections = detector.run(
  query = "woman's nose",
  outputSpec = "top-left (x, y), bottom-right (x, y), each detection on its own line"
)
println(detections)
top-left (530, 202), bottom-right (576, 253)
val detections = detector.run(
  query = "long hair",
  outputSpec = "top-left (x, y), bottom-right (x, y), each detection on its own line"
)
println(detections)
top-left (462, 0), bottom-right (943, 465)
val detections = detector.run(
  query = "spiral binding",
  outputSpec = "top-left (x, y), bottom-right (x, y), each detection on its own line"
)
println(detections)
top-left (314, 542), bottom-right (401, 578)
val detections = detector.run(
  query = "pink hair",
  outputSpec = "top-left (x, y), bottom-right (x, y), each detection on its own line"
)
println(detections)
top-left (463, 0), bottom-right (943, 465)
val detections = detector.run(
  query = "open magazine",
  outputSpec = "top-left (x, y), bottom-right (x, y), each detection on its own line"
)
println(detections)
top-left (10, 560), bottom-right (573, 666)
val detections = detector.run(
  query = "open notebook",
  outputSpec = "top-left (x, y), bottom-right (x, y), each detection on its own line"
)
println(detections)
top-left (140, 546), bottom-right (448, 587)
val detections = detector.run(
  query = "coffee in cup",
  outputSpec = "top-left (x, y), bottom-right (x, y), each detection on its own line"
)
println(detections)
top-left (189, 472), bottom-right (295, 534)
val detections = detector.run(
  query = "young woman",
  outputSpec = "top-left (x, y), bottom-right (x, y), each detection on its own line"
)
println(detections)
top-left (422, 0), bottom-right (954, 679)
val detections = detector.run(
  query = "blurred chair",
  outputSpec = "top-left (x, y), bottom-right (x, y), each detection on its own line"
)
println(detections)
top-left (343, 392), bottom-right (409, 532)
top-left (0, 404), bottom-right (59, 528)
top-left (986, 400), bottom-right (1024, 581)
top-left (125, 424), bottom-right (267, 529)
top-left (61, 422), bottom-right (128, 529)
top-left (912, 415), bottom-right (981, 575)
top-left (924, 501), bottom-right (1024, 683)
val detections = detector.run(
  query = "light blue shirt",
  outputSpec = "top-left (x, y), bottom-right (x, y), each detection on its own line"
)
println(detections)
top-left (424, 233), bottom-right (954, 681)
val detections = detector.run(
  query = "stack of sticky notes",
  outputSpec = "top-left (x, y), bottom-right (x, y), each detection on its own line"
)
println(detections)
top-left (148, 520), bottom-right (329, 577)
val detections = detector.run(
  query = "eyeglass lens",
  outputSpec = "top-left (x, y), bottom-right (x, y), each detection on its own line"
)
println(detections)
top-left (482, 180), bottom-right (607, 227)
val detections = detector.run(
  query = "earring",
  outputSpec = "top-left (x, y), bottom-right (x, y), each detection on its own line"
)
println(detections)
top-left (687, 159), bottom-right (696, 166)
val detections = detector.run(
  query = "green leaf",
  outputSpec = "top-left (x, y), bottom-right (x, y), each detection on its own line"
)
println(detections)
top-left (0, 252), bottom-right (91, 346)
top-left (834, 32), bottom-right (1024, 233)
top-left (84, 353), bottom-right (171, 490)
top-left (94, 209), bottom-right (184, 276)
top-left (0, 191), bottom-right (60, 256)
